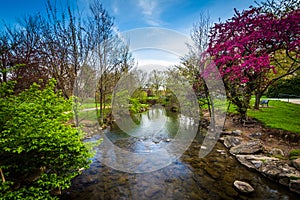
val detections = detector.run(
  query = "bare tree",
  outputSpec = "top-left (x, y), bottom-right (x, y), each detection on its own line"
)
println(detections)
top-left (176, 12), bottom-right (213, 114)
top-left (86, 0), bottom-right (134, 124)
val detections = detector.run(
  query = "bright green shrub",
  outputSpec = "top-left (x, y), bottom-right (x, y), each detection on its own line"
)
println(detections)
top-left (0, 79), bottom-right (91, 199)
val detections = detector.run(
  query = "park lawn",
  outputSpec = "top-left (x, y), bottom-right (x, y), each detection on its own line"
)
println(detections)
top-left (247, 100), bottom-right (300, 133)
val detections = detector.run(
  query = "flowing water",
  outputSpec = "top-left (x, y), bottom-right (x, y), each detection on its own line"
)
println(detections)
top-left (62, 107), bottom-right (299, 200)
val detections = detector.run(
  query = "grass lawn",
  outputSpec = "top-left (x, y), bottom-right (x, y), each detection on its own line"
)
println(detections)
top-left (227, 99), bottom-right (298, 134)
top-left (247, 100), bottom-right (300, 133)
top-left (226, 99), bottom-right (300, 133)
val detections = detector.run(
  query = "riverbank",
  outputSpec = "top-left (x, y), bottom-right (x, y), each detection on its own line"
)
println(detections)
top-left (219, 113), bottom-right (300, 194)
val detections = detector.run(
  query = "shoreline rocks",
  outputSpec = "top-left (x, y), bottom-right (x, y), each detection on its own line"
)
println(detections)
top-left (220, 130), bottom-right (300, 195)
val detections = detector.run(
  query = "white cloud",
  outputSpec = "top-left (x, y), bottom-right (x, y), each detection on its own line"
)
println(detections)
top-left (136, 0), bottom-right (162, 26)
top-left (138, 0), bottom-right (156, 16)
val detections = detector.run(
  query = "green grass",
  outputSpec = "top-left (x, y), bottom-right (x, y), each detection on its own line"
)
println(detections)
top-left (225, 98), bottom-right (300, 133)
top-left (80, 103), bottom-right (97, 109)
top-left (247, 100), bottom-right (300, 133)
top-left (78, 110), bottom-right (99, 121)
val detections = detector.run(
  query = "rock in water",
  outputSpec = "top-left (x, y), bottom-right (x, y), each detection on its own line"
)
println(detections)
top-left (230, 140), bottom-right (263, 154)
top-left (233, 180), bottom-right (254, 193)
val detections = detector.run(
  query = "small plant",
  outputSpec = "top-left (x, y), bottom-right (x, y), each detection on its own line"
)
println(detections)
top-left (289, 149), bottom-right (300, 160)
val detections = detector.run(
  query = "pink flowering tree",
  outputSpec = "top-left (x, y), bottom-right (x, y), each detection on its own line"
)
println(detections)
top-left (207, 8), bottom-right (300, 121)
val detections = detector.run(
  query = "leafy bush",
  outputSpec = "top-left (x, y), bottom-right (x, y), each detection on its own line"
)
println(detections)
top-left (0, 79), bottom-right (91, 199)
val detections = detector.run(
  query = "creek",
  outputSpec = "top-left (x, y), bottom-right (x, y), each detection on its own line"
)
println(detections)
top-left (62, 107), bottom-right (299, 199)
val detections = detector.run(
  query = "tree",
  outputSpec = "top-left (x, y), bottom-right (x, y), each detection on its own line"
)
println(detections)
top-left (3, 14), bottom-right (50, 93)
top-left (254, 0), bottom-right (300, 16)
top-left (43, 0), bottom-right (89, 98)
top-left (80, 0), bottom-right (135, 125)
top-left (0, 33), bottom-right (12, 84)
top-left (147, 69), bottom-right (165, 96)
top-left (208, 8), bottom-right (300, 120)
top-left (176, 12), bottom-right (212, 112)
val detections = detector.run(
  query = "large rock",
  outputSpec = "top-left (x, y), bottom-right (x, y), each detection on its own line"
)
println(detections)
top-left (292, 158), bottom-right (300, 171)
top-left (236, 154), bottom-right (300, 194)
top-left (236, 155), bottom-right (279, 170)
top-left (223, 136), bottom-right (242, 148)
top-left (230, 140), bottom-right (263, 154)
top-left (233, 180), bottom-right (254, 193)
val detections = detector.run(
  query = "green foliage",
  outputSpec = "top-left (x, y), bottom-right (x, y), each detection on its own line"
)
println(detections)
top-left (289, 149), bottom-right (300, 159)
top-left (0, 79), bottom-right (91, 199)
top-left (266, 77), bottom-right (300, 98)
top-left (131, 90), bottom-right (147, 104)
top-left (129, 98), bottom-right (149, 113)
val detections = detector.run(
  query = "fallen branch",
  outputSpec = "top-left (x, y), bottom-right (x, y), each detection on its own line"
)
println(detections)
top-left (0, 168), bottom-right (5, 183)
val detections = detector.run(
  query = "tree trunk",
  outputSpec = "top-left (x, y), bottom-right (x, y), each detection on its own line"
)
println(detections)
top-left (239, 109), bottom-right (247, 123)
top-left (99, 87), bottom-right (103, 125)
top-left (254, 92), bottom-right (262, 109)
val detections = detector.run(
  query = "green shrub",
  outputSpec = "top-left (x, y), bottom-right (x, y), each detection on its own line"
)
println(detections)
top-left (0, 79), bottom-right (91, 199)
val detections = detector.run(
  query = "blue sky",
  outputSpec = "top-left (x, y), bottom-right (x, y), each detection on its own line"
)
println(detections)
top-left (0, 0), bottom-right (258, 70)
top-left (101, 0), bottom-right (258, 34)
top-left (0, 0), bottom-right (258, 33)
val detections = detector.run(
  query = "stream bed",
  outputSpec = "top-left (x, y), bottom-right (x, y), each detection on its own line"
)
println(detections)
top-left (62, 108), bottom-right (299, 199)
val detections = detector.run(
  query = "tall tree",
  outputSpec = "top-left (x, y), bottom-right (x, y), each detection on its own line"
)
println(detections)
top-left (208, 8), bottom-right (300, 120)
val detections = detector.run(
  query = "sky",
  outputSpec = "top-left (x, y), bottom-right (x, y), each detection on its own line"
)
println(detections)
top-left (0, 0), bottom-right (259, 71)
top-left (0, 0), bottom-right (258, 33)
